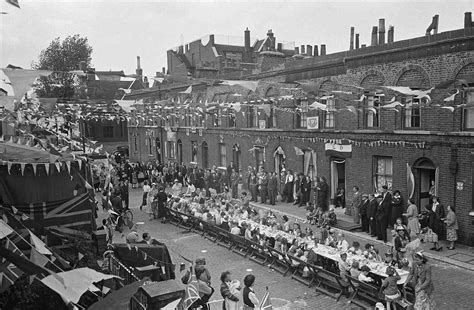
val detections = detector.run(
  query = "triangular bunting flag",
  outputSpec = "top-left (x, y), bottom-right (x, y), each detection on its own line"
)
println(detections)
top-left (78, 252), bottom-right (84, 261)
top-left (32, 163), bottom-right (37, 175)
top-left (44, 163), bottom-right (50, 175)
top-left (11, 206), bottom-right (18, 214)
top-left (78, 160), bottom-right (82, 171)
top-left (66, 161), bottom-right (71, 173)
top-left (7, 162), bottom-right (12, 175)
top-left (55, 162), bottom-right (61, 172)
top-left (20, 163), bottom-right (25, 175)
top-left (29, 230), bottom-right (52, 255)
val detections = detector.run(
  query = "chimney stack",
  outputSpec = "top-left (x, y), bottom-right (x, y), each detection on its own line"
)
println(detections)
top-left (178, 45), bottom-right (184, 54)
top-left (465, 12), bottom-right (473, 28)
top-left (295, 46), bottom-right (300, 54)
top-left (378, 19), bottom-right (385, 44)
top-left (244, 28), bottom-right (251, 51)
top-left (371, 26), bottom-right (378, 46)
top-left (350, 27), bottom-right (355, 50)
top-left (300, 45), bottom-right (306, 55)
top-left (136, 56), bottom-right (143, 77)
top-left (306, 45), bottom-right (313, 56)
top-left (388, 26), bottom-right (394, 43)
top-left (314, 45), bottom-right (319, 56)
top-left (277, 43), bottom-right (283, 52)
top-left (209, 34), bottom-right (215, 45)
top-left (320, 44), bottom-right (326, 56)
top-left (162, 67), bottom-right (165, 74)
top-left (355, 34), bottom-right (360, 49)
top-left (426, 15), bottom-right (439, 35)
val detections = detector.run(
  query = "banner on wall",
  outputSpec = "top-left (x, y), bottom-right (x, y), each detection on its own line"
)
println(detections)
top-left (325, 140), bottom-right (352, 158)
top-left (307, 116), bottom-right (319, 130)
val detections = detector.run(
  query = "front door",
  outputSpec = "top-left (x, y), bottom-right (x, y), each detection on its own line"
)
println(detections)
top-left (155, 138), bottom-right (161, 164)
top-left (330, 158), bottom-right (346, 201)
top-left (232, 147), bottom-right (240, 171)
top-left (413, 158), bottom-right (437, 210)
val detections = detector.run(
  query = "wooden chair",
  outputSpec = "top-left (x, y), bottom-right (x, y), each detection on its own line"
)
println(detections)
top-left (313, 266), bottom-right (345, 302)
top-left (266, 247), bottom-right (292, 276)
top-left (247, 240), bottom-right (270, 266)
top-left (346, 275), bottom-right (382, 308)
top-left (288, 256), bottom-right (317, 287)
top-left (230, 234), bottom-right (251, 258)
top-left (203, 223), bottom-right (220, 243)
top-left (215, 227), bottom-right (233, 249)
top-left (167, 209), bottom-right (181, 226)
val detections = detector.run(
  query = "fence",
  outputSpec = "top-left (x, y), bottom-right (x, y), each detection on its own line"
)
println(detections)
top-left (108, 254), bottom-right (140, 286)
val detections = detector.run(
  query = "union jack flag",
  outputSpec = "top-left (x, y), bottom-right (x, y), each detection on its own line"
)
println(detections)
top-left (259, 288), bottom-right (273, 310)
top-left (178, 267), bottom-right (200, 310)
top-left (0, 238), bottom-right (25, 293)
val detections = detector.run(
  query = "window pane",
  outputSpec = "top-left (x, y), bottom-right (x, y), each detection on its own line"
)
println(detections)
top-left (465, 108), bottom-right (474, 129)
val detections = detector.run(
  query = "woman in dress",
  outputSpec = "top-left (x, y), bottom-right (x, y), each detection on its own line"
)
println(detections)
top-left (404, 252), bottom-right (436, 309)
top-left (445, 205), bottom-right (458, 250)
top-left (140, 180), bottom-right (150, 211)
top-left (316, 177), bottom-right (329, 212)
top-left (403, 198), bottom-right (420, 239)
top-left (390, 190), bottom-right (403, 227)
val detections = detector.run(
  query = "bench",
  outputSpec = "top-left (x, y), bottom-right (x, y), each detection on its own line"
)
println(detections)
top-left (230, 234), bottom-right (251, 257)
top-left (288, 256), bottom-right (316, 287)
top-left (313, 265), bottom-right (345, 302)
top-left (266, 247), bottom-right (292, 276)
top-left (347, 275), bottom-right (382, 308)
top-left (247, 240), bottom-right (270, 266)
top-left (203, 223), bottom-right (220, 243)
top-left (187, 215), bottom-right (204, 234)
top-left (167, 209), bottom-right (181, 226)
top-left (215, 227), bottom-right (233, 249)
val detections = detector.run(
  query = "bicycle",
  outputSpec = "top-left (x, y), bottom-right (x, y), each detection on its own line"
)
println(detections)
top-left (110, 208), bottom-right (134, 233)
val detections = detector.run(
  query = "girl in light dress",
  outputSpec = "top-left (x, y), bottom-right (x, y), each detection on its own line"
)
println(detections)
top-left (225, 279), bottom-right (242, 310)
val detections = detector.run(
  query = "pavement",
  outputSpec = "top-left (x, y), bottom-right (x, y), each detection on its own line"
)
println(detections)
top-left (108, 188), bottom-right (474, 309)
top-left (247, 199), bottom-right (474, 272)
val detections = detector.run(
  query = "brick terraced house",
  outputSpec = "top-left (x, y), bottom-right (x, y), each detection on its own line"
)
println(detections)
top-left (128, 13), bottom-right (474, 245)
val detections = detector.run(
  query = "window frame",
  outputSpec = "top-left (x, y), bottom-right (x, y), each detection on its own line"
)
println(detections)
top-left (322, 98), bottom-right (335, 128)
top-left (462, 90), bottom-right (474, 131)
top-left (402, 97), bottom-right (421, 129)
top-left (218, 143), bottom-right (227, 167)
top-left (373, 156), bottom-right (393, 192)
top-left (364, 95), bottom-right (382, 128)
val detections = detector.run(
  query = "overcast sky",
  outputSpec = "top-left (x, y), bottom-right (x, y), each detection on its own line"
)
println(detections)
top-left (1, 0), bottom-right (472, 77)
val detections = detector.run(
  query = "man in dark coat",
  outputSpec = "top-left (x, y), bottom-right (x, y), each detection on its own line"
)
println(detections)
top-left (376, 186), bottom-right (391, 242)
top-left (359, 194), bottom-right (370, 233)
top-left (367, 193), bottom-right (378, 237)
top-left (268, 172), bottom-right (278, 205)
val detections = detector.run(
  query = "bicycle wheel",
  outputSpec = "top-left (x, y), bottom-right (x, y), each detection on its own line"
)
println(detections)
top-left (123, 209), bottom-right (134, 224)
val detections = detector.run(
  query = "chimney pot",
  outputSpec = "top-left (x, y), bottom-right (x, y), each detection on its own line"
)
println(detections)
top-left (378, 19), bottom-right (386, 44)
top-left (465, 12), bottom-right (473, 28)
top-left (350, 27), bottom-right (355, 50)
top-left (306, 45), bottom-right (313, 56)
top-left (355, 34), bottom-right (360, 49)
top-left (313, 45), bottom-right (319, 56)
top-left (209, 34), bottom-right (215, 45)
top-left (371, 26), bottom-right (378, 46)
top-left (300, 45), bottom-right (305, 55)
top-left (320, 44), bottom-right (326, 56)
top-left (136, 56), bottom-right (141, 69)
top-left (388, 26), bottom-right (394, 43)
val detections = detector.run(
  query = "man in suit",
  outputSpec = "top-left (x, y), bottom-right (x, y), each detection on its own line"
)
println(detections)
top-left (376, 186), bottom-right (391, 242)
top-left (359, 194), bottom-right (370, 233)
top-left (268, 172), bottom-right (278, 205)
top-left (367, 193), bottom-right (378, 237)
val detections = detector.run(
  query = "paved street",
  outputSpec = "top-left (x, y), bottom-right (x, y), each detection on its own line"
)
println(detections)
top-left (116, 189), bottom-right (474, 309)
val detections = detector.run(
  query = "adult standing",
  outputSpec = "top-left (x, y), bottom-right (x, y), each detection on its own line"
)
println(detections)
top-left (267, 172), bottom-right (278, 206)
top-left (258, 171), bottom-right (269, 204)
top-left (376, 193), bottom-right (389, 243)
top-left (316, 177), bottom-right (329, 212)
top-left (282, 170), bottom-right (294, 203)
top-left (230, 169), bottom-right (240, 199)
top-left (156, 187), bottom-right (168, 219)
top-left (147, 184), bottom-right (158, 220)
top-left (359, 194), bottom-right (370, 233)
top-left (404, 252), bottom-right (436, 309)
top-left (249, 173), bottom-right (258, 202)
top-left (303, 175), bottom-right (312, 206)
top-left (390, 190), bottom-right (403, 227)
top-left (445, 205), bottom-right (458, 250)
top-left (403, 198), bottom-right (420, 239)
top-left (220, 271), bottom-right (240, 310)
top-left (242, 274), bottom-right (259, 310)
top-left (351, 186), bottom-right (362, 223)
top-left (367, 193), bottom-right (378, 237)
top-left (140, 180), bottom-right (151, 211)
top-left (429, 196), bottom-right (445, 241)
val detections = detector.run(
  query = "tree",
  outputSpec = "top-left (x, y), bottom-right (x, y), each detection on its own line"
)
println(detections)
top-left (33, 35), bottom-right (93, 98)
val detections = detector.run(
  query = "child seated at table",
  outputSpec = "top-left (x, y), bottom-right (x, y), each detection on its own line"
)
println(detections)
top-left (350, 261), bottom-right (361, 278)
top-left (358, 265), bottom-right (375, 283)
top-left (348, 241), bottom-right (363, 255)
top-left (381, 266), bottom-right (401, 309)
top-left (327, 207), bottom-right (337, 226)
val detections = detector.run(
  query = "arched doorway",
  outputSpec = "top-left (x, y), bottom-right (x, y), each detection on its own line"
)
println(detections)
top-left (232, 144), bottom-right (241, 171)
top-left (413, 158), bottom-right (438, 210)
top-left (177, 139), bottom-right (183, 164)
top-left (202, 141), bottom-right (208, 168)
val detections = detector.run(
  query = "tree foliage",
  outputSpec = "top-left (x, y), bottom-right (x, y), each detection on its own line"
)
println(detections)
top-left (33, 35), bottom-right (93, 98)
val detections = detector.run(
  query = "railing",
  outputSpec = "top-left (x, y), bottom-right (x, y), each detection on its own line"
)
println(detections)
top-left (108, 255), bottom-right (140, 286)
